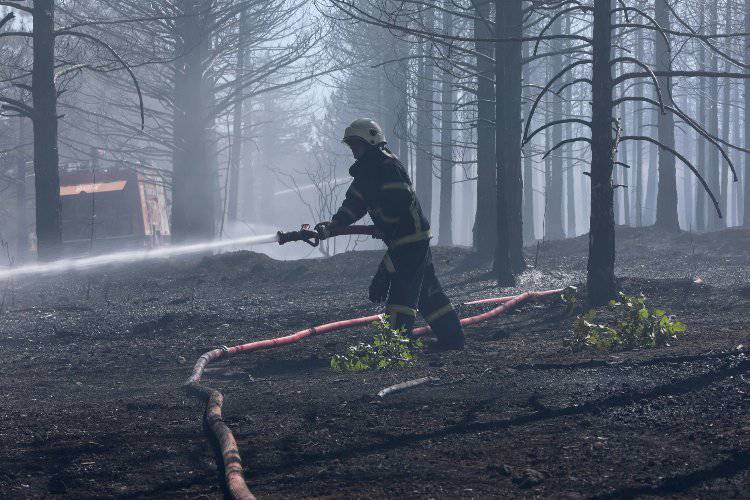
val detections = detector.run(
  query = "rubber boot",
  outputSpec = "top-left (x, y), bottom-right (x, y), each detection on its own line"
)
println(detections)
top-left (429, 309), bottom-right (465, 350)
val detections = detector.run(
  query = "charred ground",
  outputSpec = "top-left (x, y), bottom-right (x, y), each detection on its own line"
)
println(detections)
top-left (0, 227), bottom-right (748, 498)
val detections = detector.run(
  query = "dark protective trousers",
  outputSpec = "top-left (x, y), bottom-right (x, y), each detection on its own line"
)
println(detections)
top-left (382, 240), bottom-right (464, 346)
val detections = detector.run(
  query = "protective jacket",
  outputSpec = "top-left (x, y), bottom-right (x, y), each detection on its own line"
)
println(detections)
top-left (331, 145), bottom-right (464, 349)
top-left (331, 146), bottom-right (430, 249)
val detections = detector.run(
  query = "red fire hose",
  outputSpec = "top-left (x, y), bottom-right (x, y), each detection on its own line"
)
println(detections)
top-left (183, 287), bottom-right (564, 499)
top-left (463, 294), bottom-right (517, 305)
top-left (412, 289), bottom-right (563, 336)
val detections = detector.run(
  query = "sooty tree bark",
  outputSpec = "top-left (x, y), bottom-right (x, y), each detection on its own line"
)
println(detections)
top-left (696, 11), bottom-right (707, 231)
top-left (16, 116), bottom-right (28, 260)
top-left (564, 14), bottom-right (576, 238)
top-left (32, 0), bottom-right (63, 261)
top-left (438, 7), bottom-right (454, 246)
top-left (227, 9), bottom-right (248, 224)
top-left (522, 40), bottom-right (535, 243)
top-left (745, 0), bottom-right (750, 227)
top-left (472, 0), bottom-right (497, 256)
top-left (587, 0), bottom-right (616, 305)
top-left (705, 6), bottom-right (722, 231)
top-left (493, 0), bottom-right (524, 285)
top-left (634, 28), bottom-right (644, 227)
top-left (654, 0), bottom-right (679, 231)
top-left (171, 0), bottom-right (217, 242)
top-left (546, 16), bottom-right (565, 240)
top-left (416, 9), bottom-right (435, 221)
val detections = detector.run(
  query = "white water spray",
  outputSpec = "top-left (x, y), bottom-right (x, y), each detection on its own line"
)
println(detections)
top-left (0, 233), bottom-right (280, 281)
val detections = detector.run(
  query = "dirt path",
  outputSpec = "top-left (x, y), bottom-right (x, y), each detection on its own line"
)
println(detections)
top-left (0, 228), bottom-right (748, 498)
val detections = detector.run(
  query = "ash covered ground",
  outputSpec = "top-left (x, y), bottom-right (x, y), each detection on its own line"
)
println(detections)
top-left (0, 227), bottom-right (748, 498)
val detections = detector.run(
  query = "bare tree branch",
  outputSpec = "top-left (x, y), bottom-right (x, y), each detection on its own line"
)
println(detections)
top-left (621, 135), bottom-right (722, 217)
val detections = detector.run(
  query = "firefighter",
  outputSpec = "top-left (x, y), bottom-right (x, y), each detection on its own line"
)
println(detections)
top-left (316, 118), bottom-right (465, 350)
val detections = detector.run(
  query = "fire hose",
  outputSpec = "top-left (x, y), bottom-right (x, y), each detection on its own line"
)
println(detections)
top-left (276, 224), bottom-right (383, 247)
top-left (183, 225), bottom-right (565, 499)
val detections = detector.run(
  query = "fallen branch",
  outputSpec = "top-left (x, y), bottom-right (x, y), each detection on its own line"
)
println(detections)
top-left (377, 377), bottom-right (440, 398)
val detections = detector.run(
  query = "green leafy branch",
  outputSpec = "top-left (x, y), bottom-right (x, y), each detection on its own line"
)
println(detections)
top-left (331, 316), bottom-right (424, 372)
top-left (574, 292), bottom-right (686, 349)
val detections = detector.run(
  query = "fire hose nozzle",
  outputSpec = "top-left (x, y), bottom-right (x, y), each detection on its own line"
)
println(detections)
top-left (277, 224), bottom-right (319, 247)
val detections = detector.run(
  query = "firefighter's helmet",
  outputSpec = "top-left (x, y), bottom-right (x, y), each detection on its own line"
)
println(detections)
top-left (342, 118), bottom-right (386, 146)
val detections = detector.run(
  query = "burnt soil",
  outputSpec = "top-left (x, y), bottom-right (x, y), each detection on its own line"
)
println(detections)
top-left (1, 227), bottom-right (748, 499)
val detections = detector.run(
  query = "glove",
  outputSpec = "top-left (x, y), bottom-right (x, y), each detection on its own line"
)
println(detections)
top-left (315, 221), bottom-right (333, 240)
top-left (369, 263), bottom-right (391, 303)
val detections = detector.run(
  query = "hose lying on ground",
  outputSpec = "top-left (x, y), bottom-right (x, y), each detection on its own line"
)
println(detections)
top-left (183, 288), bottom-right (564, 499)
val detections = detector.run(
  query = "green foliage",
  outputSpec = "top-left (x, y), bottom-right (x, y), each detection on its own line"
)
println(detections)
top-left (330, 317), bottom-right (424, 372)
top-left (574, 292), bottom-right (686, 349)
top-left (560, 286), bottom-right (578, 315)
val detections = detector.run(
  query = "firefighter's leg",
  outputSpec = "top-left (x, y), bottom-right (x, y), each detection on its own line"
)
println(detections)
top-left (384, 303), bottom-right (417, 334)
top-left (384, 242), bottom-right (428, 335)
top-left (418, 250), bottom-right (465, 349)
top-left (369, 252), bottom-right (397, 303)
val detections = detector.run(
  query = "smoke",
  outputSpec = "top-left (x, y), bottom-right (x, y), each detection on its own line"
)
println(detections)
top-left (0, 233), bottom-right (280, 281)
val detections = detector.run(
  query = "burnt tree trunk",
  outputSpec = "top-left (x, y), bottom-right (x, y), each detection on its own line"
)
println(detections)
top-left (720, 73), bottom-right (731, 227)
top-left (472, 0), bottom-right (497, 256)
top-left (613, 61), bottom-right (623, 225)
top-left (171, 0), bottom-right (216, 242)
top-left (645, 112), bottom-right (658, 224)
top-left (16, 116), bottom-right (28, 260)
top-left (645, 31), bottom-right (659, 227)
top-left (522, 131), bottom-right (535, 242)
top-left (732, 75), bottom-right (741, 225)
top-left (227, 9), bottom-right (247, 223)
top-left (745, 0), bottom-right (750, 227)
top-left (679, 92), bottom-right (694, 230)
top-left (654, 0), bottom-right (679, 231)
top-left (384, 26), bottom-right (410, 162)
top-left (622, 143), bottom-right (632, 225)
top-left (522, 41), bottom-right (535, 243)
top-left (416, 10), bottom-right (435, 221)
top-left (564, 15), bottom-right (576, 238)
top-left (696, 11), bottom-right (707, 231)
top-left (546, 16), bottom-right (565, 240)
top-left (384, 34), bottom-right (409, 162)
top-left (620, 87), bottom-right (631, 226)
top-left (706, 7), bottom-right (721, 230)
top-left (587, 0), bottom-right (616, 305)
top-left (565, 115), bottom-right (576, 236)
top-left (545, 77), bottom-right (552, 235)
top-left (634, 29), bottom-right (644, 227)
top-left (720, 2), bottom-right (732, 227)
top-left (618, 131), bottom-right (630, 225)
top-left (438, 8), bottom-right (454, 246)
top-left (394, 36), bottom-right (410, 164)
top-left (397, 57), bottom-right (409, 166)
top-left (241, 91), bottom-right (253, 222)
top-left (493, 0), bottom-right (524, 284)
top-left (32, 0), bottom-right (62, 261)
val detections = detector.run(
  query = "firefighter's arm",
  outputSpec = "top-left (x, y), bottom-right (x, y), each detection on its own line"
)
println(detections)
top-left (330, 183), bottom-right (367, 227)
